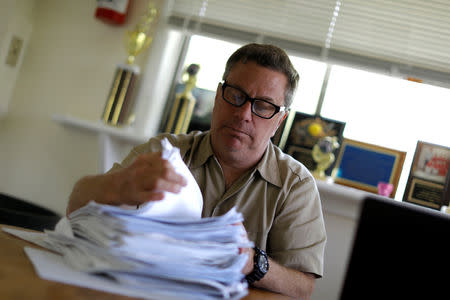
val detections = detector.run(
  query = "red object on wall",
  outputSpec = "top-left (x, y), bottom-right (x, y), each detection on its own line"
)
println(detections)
top-left (95, 0), bottom-right (131, 25)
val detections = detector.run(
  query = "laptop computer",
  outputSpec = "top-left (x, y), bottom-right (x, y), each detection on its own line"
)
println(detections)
top-left (339, 195), bottom-right (450, 299)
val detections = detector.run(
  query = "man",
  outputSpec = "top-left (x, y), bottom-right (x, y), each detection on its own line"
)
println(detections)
top-left (67, 43), bottom-right (326, 299)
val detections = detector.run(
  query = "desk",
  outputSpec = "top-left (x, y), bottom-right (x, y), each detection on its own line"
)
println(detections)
top-left (0, 225), bottom-right (293, 300)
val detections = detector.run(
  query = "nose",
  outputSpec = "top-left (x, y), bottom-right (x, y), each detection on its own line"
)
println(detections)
top-left (234, 99), bottom-right (253, 121)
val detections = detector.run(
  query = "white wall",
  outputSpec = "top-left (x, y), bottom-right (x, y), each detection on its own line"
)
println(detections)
top-left (0, 0), bottom-right (34, 116)
top-left (0, 0), bottom-right (168, 215)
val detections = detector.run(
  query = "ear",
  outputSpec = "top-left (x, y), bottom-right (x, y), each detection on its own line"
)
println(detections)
top-left (271, 111), bottom-right (289, 137)
top-left (276, 111), bottom-right (288, 127)
top-left (213, 83), bottom-right (222, 104)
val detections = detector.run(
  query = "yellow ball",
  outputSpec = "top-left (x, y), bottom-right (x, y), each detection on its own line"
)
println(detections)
top-left (308, 123), bottom-right (323, 136)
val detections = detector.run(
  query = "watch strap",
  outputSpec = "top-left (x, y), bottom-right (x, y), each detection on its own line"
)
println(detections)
top-left (245, 247), bottom-right (269, 284)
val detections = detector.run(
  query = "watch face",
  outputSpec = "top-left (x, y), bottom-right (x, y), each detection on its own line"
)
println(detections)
top-left (258, 255), bottom-right (268, 273)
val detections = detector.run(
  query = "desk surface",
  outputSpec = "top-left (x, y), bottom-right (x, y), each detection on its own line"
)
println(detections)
top-left (0, 225), bottom-right (293, 300)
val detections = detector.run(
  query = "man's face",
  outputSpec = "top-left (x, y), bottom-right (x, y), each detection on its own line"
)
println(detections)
top-left (210, 61), bottom-right (288, 166)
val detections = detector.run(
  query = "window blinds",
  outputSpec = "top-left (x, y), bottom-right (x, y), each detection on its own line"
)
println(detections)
top-left (167, 0), bottom-right (450, 87)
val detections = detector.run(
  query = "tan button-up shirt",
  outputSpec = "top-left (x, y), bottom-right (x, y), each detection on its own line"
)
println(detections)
top-left (111, 131), bottom-right (326, 277)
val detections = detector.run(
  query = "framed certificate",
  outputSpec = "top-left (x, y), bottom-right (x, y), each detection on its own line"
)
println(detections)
top-left (403, 141), bottom-right (450, 210)
top-left (333, 138), bottom-right (406, 197)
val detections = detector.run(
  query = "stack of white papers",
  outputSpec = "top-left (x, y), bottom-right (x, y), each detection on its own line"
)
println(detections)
top-left (39, 201), bottom-right (252, 300)
top-left (5, 140), bottom-right (252, 299)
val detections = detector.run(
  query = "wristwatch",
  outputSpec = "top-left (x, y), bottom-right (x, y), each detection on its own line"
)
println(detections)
top-left (245, 247), bottom-right (269, 284)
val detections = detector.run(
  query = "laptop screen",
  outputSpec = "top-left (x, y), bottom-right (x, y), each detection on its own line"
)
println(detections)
top-left (339, 195), bottom-right (450, 299)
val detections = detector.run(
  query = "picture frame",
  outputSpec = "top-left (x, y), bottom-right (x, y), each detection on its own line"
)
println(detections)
top-left (275, 112), bottom-right (345, 176)
top-left (402, 141), bottom-right (450, 210)
top-left (333, 138), bottom-right (406, 197)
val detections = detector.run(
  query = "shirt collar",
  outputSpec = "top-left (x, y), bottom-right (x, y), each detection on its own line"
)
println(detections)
top-left (191, 132), bottom-right (282, 187)
top-left (255, 142), bottom-right (283, 188)
top-left (190, 131), bottom-right (215, 168)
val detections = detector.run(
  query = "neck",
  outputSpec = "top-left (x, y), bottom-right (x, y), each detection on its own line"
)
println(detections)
top-left (209, 134), bottom-right (269, 189)
top-left (215, 151), bottom-right (263, 190)
top-left (220, 162), bottom-right (251, 190)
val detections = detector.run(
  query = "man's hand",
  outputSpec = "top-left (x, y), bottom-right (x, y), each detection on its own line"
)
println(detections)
top-left (113, 152), bottom-right (187, 205)
top-left (66, 152), bottom-right (187, 215)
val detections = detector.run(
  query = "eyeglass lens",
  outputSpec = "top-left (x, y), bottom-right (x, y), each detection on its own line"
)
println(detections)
top-left (223, 84), bottom-right (278, 119)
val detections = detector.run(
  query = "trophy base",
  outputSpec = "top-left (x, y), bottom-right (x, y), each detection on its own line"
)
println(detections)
top-left (102, 64), bottom-right (140, 126)
top-left (163, 94), bottom-right (196, 134)
top-left (312, 169), bottom-right (335, 183)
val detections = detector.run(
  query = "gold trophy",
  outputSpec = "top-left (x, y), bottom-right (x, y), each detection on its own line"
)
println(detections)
top-left (164, 64), bottom-right (200, 134)
top-left (102, 2), bottom-right (158, 126)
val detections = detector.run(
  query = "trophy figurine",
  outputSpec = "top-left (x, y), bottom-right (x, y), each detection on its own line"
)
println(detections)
top-left (164, 64), bottom-right (200, 134)
top-left (312, 136), bottom-right (340, 180)
top-left (102, 2), bottom-right (158, 126)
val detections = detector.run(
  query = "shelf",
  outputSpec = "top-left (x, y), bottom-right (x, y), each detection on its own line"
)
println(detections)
top-left (52, 114), bottom-right (148, 144)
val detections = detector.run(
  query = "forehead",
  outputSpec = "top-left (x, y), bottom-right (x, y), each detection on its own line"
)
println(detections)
top-left (226, 61), bottom-right (287, 104)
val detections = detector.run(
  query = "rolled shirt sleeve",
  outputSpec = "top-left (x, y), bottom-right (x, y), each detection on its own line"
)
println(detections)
top-left (268, 175), bottom-right (326, 277)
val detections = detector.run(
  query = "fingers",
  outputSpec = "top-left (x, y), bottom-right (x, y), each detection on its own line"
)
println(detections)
top-left (138, 153), bottom-right (187, 183)
top-left (123, 191), bottom-right (165, 207)
top-left (142, 172), bottom-right (185, 194)
top-left (118, 152), bottom-right (189, 206)
top-left (157, 160), bottom-right (188, 187)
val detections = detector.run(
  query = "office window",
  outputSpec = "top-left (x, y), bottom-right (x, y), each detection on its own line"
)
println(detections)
top-left (179, 34), bottom-right (450, 201)
top-left (289, 56), bottom-right (327, 115)
top-left (320, 65), bottom-right (450, 200)
top-left (182, 35), bottom-right (241, 90)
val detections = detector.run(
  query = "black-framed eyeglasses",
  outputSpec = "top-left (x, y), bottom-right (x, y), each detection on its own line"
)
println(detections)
top-left (220, 81), bottom-right (289, 119)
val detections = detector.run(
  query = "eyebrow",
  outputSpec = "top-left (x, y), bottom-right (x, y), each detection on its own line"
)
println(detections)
top-left (228, 82), bottom-right (277, 104)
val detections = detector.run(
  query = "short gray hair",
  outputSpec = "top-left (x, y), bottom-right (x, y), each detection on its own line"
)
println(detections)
top-left (222, 43), bottom-right (299, 108)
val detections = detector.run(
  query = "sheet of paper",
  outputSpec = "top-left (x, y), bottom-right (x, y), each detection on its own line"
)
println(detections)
top-left (24, 247), bottom-right (158, 299)
top-left (24, 247), bottom-right (246, 300)
top-left (117, 138), bottom-right (203, 220)
top-left (2, 227), bottom-right (50, 250)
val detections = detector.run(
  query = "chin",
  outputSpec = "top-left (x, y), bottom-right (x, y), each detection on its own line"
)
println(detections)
top-left (213, 125), bottom-right (254, 151)
top-left (223, 137), bottom-right (246, 152)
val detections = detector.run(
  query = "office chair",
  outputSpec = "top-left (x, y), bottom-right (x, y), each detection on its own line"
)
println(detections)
top-left (0, 192), bottom-right (61, 231)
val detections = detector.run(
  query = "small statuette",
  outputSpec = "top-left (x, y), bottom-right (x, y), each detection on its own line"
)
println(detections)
top-left (124, 3), bottom-right (157, 65)
top-left (377, 182), bottom-right (394, 197)
top-left (312, 136), bottom-right (340, 180)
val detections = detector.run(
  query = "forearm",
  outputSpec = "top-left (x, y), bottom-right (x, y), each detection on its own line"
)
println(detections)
top-left (67, 173), bottom-right (119, 216)
top-left (251, 258), bottom-right (315, 300)
top-left (66, 152), bottom-right (188, 216)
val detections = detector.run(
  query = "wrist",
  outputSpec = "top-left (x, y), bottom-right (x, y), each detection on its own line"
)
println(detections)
top-left (245, 247), bottom-right (269, 284)
top-left (101, 172), bottom-right (122, 205)
top-left (82, 173), bottom-right (118, 206)
top-left (243, 248), bottom-right (255, 275)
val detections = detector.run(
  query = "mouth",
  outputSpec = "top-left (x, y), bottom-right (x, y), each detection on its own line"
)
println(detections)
top-left (225, 125), bottom-right (251, 138)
